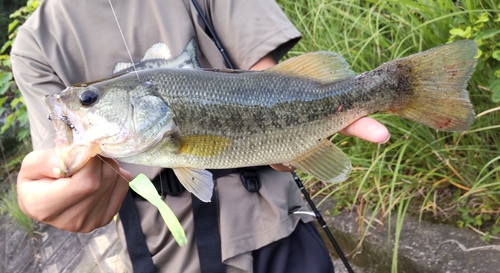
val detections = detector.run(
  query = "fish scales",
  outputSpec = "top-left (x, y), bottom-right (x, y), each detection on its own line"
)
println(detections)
top-left (44, 40), bottom-right (477, 201)
top-left (150, 68), bottom-right (398, 136)
top-left (110, 65), bottom-right (402, 169)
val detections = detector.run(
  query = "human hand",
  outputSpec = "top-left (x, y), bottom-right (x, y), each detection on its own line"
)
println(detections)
top-left (17, 149), bottom-right (131, 232)
top-left (337, 117), bottom-right (389, 144)
top-left (270, 117), bottom-right (389, 172)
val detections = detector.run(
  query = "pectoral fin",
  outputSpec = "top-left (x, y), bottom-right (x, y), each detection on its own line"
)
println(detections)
top-left (288, 140), bottom-right (352, 183)
top-left (173, 167), bottom-right (213, 202)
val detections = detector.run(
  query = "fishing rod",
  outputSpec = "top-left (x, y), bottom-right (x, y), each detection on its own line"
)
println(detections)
top-left (191, 1), bottom-right (355, 272)
top-left (190, 0), bottom-right (234, 69)
top-left (291, 172), bottom-right (354, 273)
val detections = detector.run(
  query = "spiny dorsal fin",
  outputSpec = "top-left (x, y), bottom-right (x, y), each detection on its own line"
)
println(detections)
top-left (141, 43), bottom-right (172, 61)
top-left (112, 43), bottom-right (173, 74)
top-left (113, 62), bottom-right (134, 74)
top-left (266, 51), bottom-right (355, 84)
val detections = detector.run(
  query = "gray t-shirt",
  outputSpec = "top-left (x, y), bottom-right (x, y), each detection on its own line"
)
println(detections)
top-left (12, 0), bottom-right (311, 272)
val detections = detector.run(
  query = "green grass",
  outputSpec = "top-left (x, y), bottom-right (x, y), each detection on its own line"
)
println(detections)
top-left (0, 129), bottom-right (34, 236)
top-left (278, 0), bottom-right (500, 271)
top-left (0, 182), bottom-right (35, 236)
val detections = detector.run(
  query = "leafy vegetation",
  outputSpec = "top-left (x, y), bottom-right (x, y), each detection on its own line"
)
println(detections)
top-left (1, 0), bottom-right (39, 141)
top-left (1, 1), bottom-right (38, 189)
top-left (0, 0), bottom-right (38, 233)
top-left (0, 0), bottom-right (28, 47)
top-left (278, 0), bottom-right (500, 271)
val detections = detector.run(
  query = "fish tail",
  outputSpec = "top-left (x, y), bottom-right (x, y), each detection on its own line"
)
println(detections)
top-left (384, 40), bottom-right (477, 131)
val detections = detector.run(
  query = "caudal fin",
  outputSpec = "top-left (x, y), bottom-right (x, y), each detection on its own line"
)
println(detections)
top-left (386, 40), bottom-right (477, 131)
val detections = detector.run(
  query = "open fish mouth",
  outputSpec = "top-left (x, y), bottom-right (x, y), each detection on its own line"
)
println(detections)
top-left (44, 94), bottom-right (78, 148)
top-left (43, 93), bottom-right (100, 177)
top-left (47, 112), bottom-right (79, 134)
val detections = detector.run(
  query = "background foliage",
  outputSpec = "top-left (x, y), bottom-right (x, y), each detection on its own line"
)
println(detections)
top-left (277, 1), bottom-right (500, 268)
top-left (0, 0), bottom-right (27, 47)
top-left (0, 0), bottom-right (36, 235)
top-left (1, 0), bottom-right (35, 188)
top-left (1, 0), bottom-right (39, 141)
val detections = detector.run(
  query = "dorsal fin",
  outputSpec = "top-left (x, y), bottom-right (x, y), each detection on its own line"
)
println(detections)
top-left (113, 62), bottom-right (134, 73)
top-left (141, 43), bottom-right (172, 61)
top-left (266, 51), bottom-right (355, 84)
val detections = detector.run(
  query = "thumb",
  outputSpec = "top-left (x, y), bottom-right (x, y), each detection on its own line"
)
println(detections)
top-left (19, 149), bottom-right (64, 180)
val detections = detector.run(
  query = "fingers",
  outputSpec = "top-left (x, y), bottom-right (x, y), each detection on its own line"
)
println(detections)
top-left (58, 157), bottom-right (129, 231)
top-left (18, 150), bottom-right (63, 180)
top-left (339, 117), bottom-right (390, 144)
top-left (17, 150), bottom-right (130, 232)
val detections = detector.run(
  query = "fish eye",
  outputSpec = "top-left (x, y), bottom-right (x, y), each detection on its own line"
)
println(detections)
top-left (79, 89), bottom-right (99, 106)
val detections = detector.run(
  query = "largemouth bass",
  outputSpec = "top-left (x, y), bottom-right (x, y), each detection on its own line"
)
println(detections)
top-left (44, 40), bottom-right (477, 202)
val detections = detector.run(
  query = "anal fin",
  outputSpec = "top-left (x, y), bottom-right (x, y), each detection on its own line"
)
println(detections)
top-left (288, 140), bottom-right (352, 183)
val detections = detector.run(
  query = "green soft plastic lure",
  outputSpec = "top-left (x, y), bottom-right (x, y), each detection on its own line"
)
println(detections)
top-left (129, 174), bottom-right (187, 247)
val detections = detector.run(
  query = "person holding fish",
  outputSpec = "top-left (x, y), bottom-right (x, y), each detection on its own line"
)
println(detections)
top-left (11, 0), bottom-right (477, 272)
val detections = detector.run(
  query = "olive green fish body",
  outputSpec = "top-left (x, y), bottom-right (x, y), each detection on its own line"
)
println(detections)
top-left (116, 68), bottom-right (393, 168)
top-left (44, 40), bottom-right (477, 202)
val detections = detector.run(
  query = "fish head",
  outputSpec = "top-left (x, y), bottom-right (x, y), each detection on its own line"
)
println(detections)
top-left (44, 76), bottom-right (174, 176)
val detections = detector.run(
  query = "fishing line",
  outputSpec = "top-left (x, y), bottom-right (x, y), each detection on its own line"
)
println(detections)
top-left (97, 154), bottom-right (131, 183)
top-left (107, 0), bottom-right (141, 82)
top-left (98, 155), bottom-right (165, 199)
top-left (103, 0), bottom-right (136, 184)
top-left (106, 0), bottom-right (164, 199)
top-left (97, 155), bottom-right (168, 202)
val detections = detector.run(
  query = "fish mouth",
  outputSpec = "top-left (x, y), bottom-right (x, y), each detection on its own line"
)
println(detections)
top-left (44, 94), bottom-right (77, 147)
top-left (43, 93), bottom-right (97, 177)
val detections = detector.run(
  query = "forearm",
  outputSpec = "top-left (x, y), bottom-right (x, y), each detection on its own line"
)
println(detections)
top-left (250, 54), bottom-right (276, 70)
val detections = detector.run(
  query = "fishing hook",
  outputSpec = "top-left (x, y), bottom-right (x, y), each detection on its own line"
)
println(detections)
top-left (47, 112), bottom-right (79, 134)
